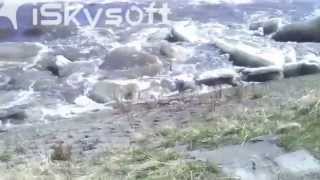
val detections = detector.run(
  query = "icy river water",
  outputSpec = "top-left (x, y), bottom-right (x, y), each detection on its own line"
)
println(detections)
top-left (0, 0), bottom-right (319, 127)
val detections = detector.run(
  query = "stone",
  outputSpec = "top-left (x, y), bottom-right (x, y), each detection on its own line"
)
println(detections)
top-left (301, 61), bottom-right (320, 75)
top-left (272, 17), bottom-right (320, 42)
top-left (283, 62), bottom-right (303, 78)
top-left (196, 68), bottom-right (239, 87)
top-left (284, 61), bottom-right (320, 78)
top-left (0, 42), bottom-right (47, 66)
top-left (9, 70), bottom-right (58, 91)
top-left (172, 74), bottom-right (197, 93)
top-left (55, 55), bottom-right (98, 77)
top-left (275, 150), bottom-right (320, 178)
top-left (175, 79), bottom-right (197, 93)
top-left (89, 80), bottom-right (140, 103)
top-left (189, 140), bottom-right (284, 180)
top-left (241, 66), bottom-right (284, 82)
top-left (0, 73), bottom-right (11, 89)
top-left (166, 24), bottom-right (200, 43)
top-left (250, 18), bottom-right (281, 35)
top-left (0, 109), bottom-right (26, 125)
top-left (212, 38), bottom-right (285, 67)
top-left (100, 47), bottom-right (163, 77)
top-left (159, 43), bottom-right (188, 63)
top-left (148, 28), bottom-right (172, 42)
top-left (161, 79), bottom-right (177, 92)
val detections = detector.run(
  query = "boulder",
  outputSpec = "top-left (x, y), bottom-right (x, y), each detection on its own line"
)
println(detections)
top-left (166, 28), bottom-right (190, 42)
top-left (275, 150), bottom-right (320, 179)
top-left (54, 55), bottom-right (98, 77)
top-left (0, 73), bottom-right (11, 89)
top-left (166, 24), bottom-right (200, 43)
top-left (284, 62), bottom-right (304, 78)
top-left (241, 66), bottom-right (284, 82)
top-left (161, 79), bottom-right (177, 92)
top-left (196, 68), bottom-right (239, 87)
top-left (301, 61), bottom-right (320, 75)
top-left (0, 42), bottom-right (47, 66)
top-left (172, 74), bottom-right (197, 93)
top-left (212, 38), bottom-right (285, 67)
top-left (89, 80), bottom-right (140, 103)
top-left (250, 18), bottom-right (281, 35)
top-left (284, 61), bottom-right (320, 78)
top-left (9, 70), bottom-right (58, 91)
top-left (100, 47), bottom-right (163, 78)
top-left (272, 17), bottom-right (320, 42)
top-left (0, 109), bottom-right (26, 125)
top-left (175, 79), bottom-right (197, 93)
top-left (189, 139), bottom-right (284, 180)
top-left (159, 43), bottom-right (188, 63)
top-left (148, 28), bottom-right (172, 42)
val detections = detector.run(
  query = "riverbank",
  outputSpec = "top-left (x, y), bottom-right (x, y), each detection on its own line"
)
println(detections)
top-left (1, 74), bottom-right (320, 179)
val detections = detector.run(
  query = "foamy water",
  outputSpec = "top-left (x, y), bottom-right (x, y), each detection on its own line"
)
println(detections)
top-left (0, 0), bottom-right (318, 126)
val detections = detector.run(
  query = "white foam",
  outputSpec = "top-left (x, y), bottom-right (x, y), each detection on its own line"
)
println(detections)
top-left (198, 68), bottom-right (238, 80)
top-left (56, 55), bottom-right (72, 67)
top-left (40, 99), bottom-right (108, 120)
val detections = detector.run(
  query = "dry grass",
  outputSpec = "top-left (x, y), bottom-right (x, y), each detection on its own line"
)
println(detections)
top-left (1, 90), bottom-right (320, 180)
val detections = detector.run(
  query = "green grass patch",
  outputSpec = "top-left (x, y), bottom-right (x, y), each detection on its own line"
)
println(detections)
top-left (158, 112), bottom-right (280, 150)
top-left (91, 147), bottom-right (222, 180)
top-left (280, 101), bottom-right (320, 158)
top-left (0, 151), bottom-right (12, 162)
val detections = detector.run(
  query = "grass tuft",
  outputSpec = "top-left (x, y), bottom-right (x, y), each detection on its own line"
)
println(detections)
top-left (0, 152), bottom-right (12, 162)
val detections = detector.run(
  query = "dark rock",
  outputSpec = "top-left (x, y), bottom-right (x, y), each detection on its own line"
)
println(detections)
top-left (301, 62), bottom-right (320, 75)
top-left (165, 24), bottom-right (199, 43)
top-left (166, 28), bottom-right (190, 42)
top-left (100, 47), bottom-right (163, 77)
top-left (196, 69), bottom-right (239, 87)
top-left (272, 17), bottom-right (320, 42)
top-left (175, 79), bottom-right (197, 93)
top-left (284, 61), bottom-right (320, 78)
top-left (46, 66), bottom-right (60, 77)
top-left (241, 66), bottom-right (284, 82)
top-left (0, 109), bottom-right (26, 125)
top-left (161, 79), bottom-right (177, 92)
top-left (39, 55), bottom-right (98, 77)
top-left (148, 28), bottom-right (171, 42)
top-left (284, 62), bottom-right (303, 78)
top-left (250, 18), bottom-right (281, 35)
